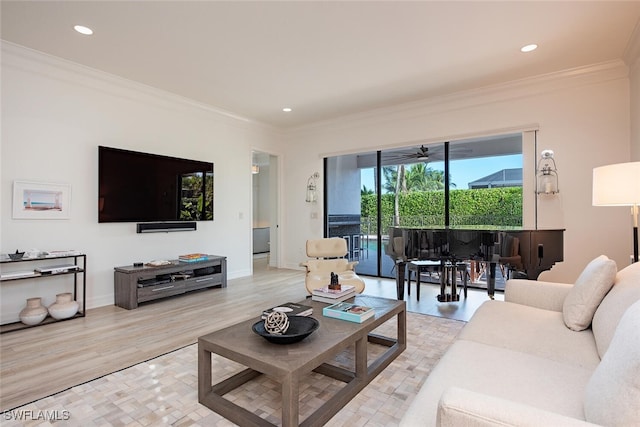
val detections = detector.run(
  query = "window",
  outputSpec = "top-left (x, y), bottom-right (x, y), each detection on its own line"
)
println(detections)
top-left (325, 133), bottom-right (523, 279)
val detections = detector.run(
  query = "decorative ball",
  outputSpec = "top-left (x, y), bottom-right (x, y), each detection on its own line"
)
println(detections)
top-left (264, 311), bottom-right (290, 335)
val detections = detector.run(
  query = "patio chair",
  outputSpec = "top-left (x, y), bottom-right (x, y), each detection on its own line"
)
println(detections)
top-left (497, 232), bottom-right (523, 279)
top-left (468, 232), bottom-right (522, 283)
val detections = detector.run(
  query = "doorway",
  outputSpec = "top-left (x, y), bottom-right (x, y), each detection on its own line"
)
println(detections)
top-left (252, 151), bottom-right (279, 271)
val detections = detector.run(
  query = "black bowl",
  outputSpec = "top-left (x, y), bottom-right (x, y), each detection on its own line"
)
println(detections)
top-left (8, 251), bottom-right (25, 260)
top-left (252, 316), bottom-right (319, 344)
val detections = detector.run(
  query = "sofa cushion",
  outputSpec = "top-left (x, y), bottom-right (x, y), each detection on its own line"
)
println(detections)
top-left (305, 258), bottom-right (349, 272)
top-left (592, 261), bottom-right (640, 358)
top-left (562, 255), bottom-right (616, 331)
top-left (584, 299), bottom-right (640, 426)
top-left (399, 340), bottom-right (594, 426)
top-left (505, 279), bottom-right (573, 312)
top-left (438, 388), bottom-right (601, 427)
top-left (306, 237), bottom-right (348, 258)
top-left (460, 300), bottom-right (600, 369)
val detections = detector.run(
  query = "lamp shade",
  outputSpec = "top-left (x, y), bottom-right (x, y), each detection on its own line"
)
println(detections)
top-left (592, 162), bottom-right (640, 206)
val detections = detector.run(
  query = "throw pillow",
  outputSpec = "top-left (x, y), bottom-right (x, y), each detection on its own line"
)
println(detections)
top-left (562, 255), bottom-right (617, 331)
top-left (584, 299), bottom-right (640, 426)
top-left (592, 261), bottom-right (640, 358)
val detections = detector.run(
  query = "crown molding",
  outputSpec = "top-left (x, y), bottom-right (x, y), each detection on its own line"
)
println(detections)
top-left (1, 41), bottom-right (281, 134)
top-left (2, 40), bottom-right (629, 138)
top-left (286, 60), bottom-right (629, 136)
top-left (625, 21), bottom-right (640, 77)
top-left (624, 19), bottom-right (640, 68)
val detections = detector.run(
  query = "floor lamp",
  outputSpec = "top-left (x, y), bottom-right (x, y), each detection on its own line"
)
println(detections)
top-left (593, 161), bottom-right (640, 263)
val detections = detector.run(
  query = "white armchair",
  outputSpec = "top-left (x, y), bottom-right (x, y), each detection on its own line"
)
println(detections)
top-left (300, 237), bottom-right (366, 294)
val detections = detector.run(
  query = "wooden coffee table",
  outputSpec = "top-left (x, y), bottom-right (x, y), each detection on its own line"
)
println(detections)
top-left (198, 295), bottom-right (406, 427)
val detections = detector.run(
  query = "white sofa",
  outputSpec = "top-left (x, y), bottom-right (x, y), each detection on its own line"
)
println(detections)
top-left (400, 256), bottom-right (640, 426)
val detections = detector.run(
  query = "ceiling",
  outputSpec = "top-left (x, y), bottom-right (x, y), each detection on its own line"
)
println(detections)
top-left (355, 133), bottom-right (522, 167)
top-left (2, 1), bottom-right (640, 129)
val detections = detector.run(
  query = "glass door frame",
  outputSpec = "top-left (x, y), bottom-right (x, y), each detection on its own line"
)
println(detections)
top-left (323, 132), bottom-right (528, 280)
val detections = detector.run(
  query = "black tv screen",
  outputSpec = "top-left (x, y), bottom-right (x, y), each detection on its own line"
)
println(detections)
top-left (98, 146), bottom-right (213, 223)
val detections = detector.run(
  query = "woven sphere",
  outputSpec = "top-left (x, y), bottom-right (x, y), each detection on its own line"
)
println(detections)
top-left (264, 311), bottom-right (290, 334)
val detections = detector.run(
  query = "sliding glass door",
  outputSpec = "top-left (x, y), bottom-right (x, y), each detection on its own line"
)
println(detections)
top-left (448, 136), bottom-right (523, 228)
top-left (325, 152), bottom-right (380, 276)
top-left (325, 134), bottom-right (523, 279)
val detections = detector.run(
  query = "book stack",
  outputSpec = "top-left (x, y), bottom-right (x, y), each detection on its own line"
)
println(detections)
top-left (35, 264), bottom-right (79, 275)
top-left (322, 301), bottom-right (375, 323)
top-left (262, 302), bottom-right (313, 319)
top-left (311, 285), bottom-right (356, 303)
top-left (178, 253), bottom-right (209, 262)
top-left (45, 250), bottom-right (82, 258)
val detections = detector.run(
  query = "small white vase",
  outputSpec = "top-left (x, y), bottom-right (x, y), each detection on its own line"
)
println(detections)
top-left (19, 297), bottom-right (48, 325)
top-left (48, 293), bottom-right (79, 320)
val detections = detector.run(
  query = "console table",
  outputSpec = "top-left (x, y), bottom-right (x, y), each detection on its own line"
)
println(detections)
top-left (0, 253), bottom-right (87, 333)
top-left (114, 255), bottom-right (226, 309)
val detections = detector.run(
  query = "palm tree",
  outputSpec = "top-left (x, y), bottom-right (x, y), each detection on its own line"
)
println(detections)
top-left (393, 165), bottom-right (406, 225)
top-left (381, 163), bottom-right (456, 226)
top-left (361, 185), bottom-right (374, 195)
top-left (382, 166), bottom-right (398, 194)
top-left (381, 166), bottom-right (407, 225)
top-left (406, 163), bottom-right (455, 191)
top-left (405, 163), bottom-right (431, 191)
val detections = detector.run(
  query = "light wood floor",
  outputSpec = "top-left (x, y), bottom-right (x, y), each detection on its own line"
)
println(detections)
top-left (0, 257), bottom-right (496, 412)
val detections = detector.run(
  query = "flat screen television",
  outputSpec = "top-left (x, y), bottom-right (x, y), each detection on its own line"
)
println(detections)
top-left (98, 146), bottom-right (213, 223)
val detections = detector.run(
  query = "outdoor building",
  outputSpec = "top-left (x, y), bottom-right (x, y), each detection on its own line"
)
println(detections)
top-left (468, 168), bottom-right (523, 189)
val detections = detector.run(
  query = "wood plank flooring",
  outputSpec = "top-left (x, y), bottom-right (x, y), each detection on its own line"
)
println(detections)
top-left (0, 257), bottom-right (496, 412)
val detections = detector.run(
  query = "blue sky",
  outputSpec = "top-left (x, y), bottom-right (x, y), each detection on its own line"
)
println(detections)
top-left (362, 154), bottom-right (522, 192)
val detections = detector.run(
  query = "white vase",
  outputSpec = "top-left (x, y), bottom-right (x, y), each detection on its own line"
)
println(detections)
top-left (19, 297), bottom-right (48, 325)
top-left (48, 293), bottom-right (79, 320)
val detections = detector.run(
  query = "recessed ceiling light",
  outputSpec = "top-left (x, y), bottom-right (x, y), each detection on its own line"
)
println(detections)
top-left (74, 25), bottom-right (93, 35)
top-left (521, 44), bottom-right (537, 53)
top-left (282, 107), bottom-right (292, 112)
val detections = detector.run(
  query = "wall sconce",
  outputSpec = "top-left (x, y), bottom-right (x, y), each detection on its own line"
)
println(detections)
top-left (306, 172), bottom-right (319, 203)
top-left (536, 149), bottom-right (559, 194)
top-left (251, 164), bottom-right (260, 174)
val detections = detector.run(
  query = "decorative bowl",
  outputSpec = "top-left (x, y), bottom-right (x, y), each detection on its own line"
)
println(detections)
top-left (252, 316), bottom-right (319, 344)
top-left (8, 251), bottom-right (25, 260)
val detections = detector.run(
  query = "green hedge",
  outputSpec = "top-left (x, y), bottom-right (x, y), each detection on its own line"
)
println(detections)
top-left (360, 187), bottom-right (522, 234)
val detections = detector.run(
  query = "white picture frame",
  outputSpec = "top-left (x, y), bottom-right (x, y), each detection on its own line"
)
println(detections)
top-left (12, 181), bottom-right (71, 220)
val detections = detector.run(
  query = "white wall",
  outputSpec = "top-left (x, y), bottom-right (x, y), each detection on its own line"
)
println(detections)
top-left (252, 157), bottom-right (271, 228)
top-left (282, 61), bottom-right (635, 283)
top-left (0, 44), bottom-right (283, 321)
top-left (630, 54), bottom-right (640, 160)
top-left (326, 155), bottom-right (361, 215)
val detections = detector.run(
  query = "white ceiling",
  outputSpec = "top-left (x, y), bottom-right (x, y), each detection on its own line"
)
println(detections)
top-left (2, 1), bottom-right (640, 129)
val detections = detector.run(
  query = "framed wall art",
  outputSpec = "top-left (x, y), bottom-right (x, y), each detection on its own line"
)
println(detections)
top-left (12, 181), bottom-right (71, 219)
